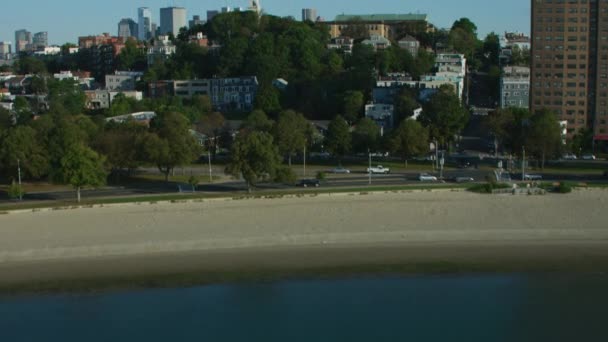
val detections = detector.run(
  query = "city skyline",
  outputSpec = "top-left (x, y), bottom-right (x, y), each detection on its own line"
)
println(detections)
top-left (0, 0), bottom-right (530, 45)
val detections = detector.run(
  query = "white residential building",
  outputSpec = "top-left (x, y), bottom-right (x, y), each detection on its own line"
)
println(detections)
top-left (500, 66), bottom-right (530, 109)
top-left (362, 35), bottom-right (391, 51)
top-left (105, 71), bottom-right (144, 91)
top-left (147, 35), bottom-right (176, 66)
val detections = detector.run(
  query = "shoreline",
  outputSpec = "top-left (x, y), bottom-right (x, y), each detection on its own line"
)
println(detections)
top-left (2, 241), bottom-right (608, 294)
top-left (1, 190), bottom-right (608, 294)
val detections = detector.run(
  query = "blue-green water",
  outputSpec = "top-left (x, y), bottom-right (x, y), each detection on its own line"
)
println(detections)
top-left (1, 274), bottom-right (607, 341)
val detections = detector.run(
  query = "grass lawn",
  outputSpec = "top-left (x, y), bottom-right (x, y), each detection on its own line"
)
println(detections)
top-left (0, 183), bottom-right (470, 212)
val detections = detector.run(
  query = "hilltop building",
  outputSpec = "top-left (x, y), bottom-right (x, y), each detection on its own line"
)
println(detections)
top-left (326, 13), bottom-right (430, 41)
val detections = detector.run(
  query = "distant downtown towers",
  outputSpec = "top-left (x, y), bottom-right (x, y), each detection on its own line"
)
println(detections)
top-left (138, 7), bottom-right (152, 41)
top-left (160, 7), bottom-right (187, 36)
top-left (531, 0), bottom-right (608, 138)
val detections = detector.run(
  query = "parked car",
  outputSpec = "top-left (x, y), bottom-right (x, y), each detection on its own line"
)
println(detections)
top-left (524, 174), bottom-right (543, 181)
top-left (454, 176), bottom-right (475, 183)
top-left (370, 152), bottom-right (390, 157)
top-left (367, 165), bottom-right (390, 174)
top-left (296, 179), bottom-right (320, 188)
top-left (582, 154), bottom-right (596, 160)
top-left (419, 173), bottom-right (438, 181)
top-left (330, 167), bottom-right (351, 174)
top-left (562, 153), bottom-right (577, 160)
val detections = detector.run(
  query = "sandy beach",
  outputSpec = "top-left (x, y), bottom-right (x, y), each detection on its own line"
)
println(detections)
top-left (1, 189), bottom-right (608, 290)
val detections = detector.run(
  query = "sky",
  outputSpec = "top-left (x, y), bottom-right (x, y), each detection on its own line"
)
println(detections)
top-left (0, 0), bottom-right (530, 45)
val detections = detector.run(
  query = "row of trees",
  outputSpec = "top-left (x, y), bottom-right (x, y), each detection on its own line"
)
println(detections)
top-left (0, 101), bottom-right (201, 201)
top-left (484, 108), bottom-right (563, 168)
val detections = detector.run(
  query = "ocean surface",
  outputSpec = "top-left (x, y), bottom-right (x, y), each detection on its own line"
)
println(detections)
top-left (1, 274), bottom-right (607, 341)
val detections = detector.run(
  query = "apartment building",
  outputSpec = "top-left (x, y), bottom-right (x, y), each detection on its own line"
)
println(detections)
top-left (531, 0), bottom-right (608, 137)
top-left (501, 66), bottom-right (530, 109)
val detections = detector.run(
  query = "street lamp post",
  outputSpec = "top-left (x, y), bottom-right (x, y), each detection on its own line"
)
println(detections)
top-left (17, 159), bottom-right (23, 201)
top-left (522, 146), bottom-right (526, 182)
top-left (439, 152), bottom-right (445, 180)
top-left (368, 148), bottom-right (372, 185)
top-left (207, 150), bottom-right (213, 183)
top-left (303, 144), bottom-right (307, 178)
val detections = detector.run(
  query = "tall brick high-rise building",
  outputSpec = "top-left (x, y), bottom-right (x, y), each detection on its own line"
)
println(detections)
top-left (531, 0), bottom-right (608, 139)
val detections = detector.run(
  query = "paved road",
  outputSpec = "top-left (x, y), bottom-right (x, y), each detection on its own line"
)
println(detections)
top-left (2, 168), bottom-right (606, 205)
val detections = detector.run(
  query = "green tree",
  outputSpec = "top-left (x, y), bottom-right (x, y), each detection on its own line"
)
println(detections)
top-left (226, 131), bottom-right (282, 192)
top-left (325, 115), bottom-right (351, 162)
top-left (95, 123), bottom-right (146, 180)
top-left (196, 112), bottom-right (226, 155)
top-left (393, 88), bottom-right (420, 124)
top-left (14, 56), bottom-right (47, 75)
top-left (482, 32), bottom-right (501, 69)
top-left (343, 90), bottom-right (364, 123)
top-left (448, 18), bottom-right (479, 66)
top-left (419, 86), bottom-right (469, 148)
top-left (483, 108), bottom-right (515, 155)
top-left (0, 107), bottom-right (13, 130)
top-left (116, 39), bottom-right (147, 71)
top-left (390, 120), bottom-right (429, 166)
top-left (59, 144), bottom-right (107, 203)
top-left (255, 85), bottom-right (282, 116)
top-left (352, 117), bottom-right (380, 153)
top-left (147, 111), bottom-right (202, 181)
top-left (0, 126), bottom-right (49, 179)
top-left (242, 109), bottom-right (274, 132)
top-left (274, 110), bottom-right (310, 166)
top-left (526, 109), bottom-right (562, 169)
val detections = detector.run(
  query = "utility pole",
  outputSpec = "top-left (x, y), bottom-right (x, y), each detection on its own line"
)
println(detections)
top-left (440, 152), bottom-right (445, 180)
top-left (17, 159), bottom-right (23, 201)
top-left (207, 150), bottom-right (213, 183)
top-left (435, 139), bottom-right (439, 171)
top-left (368, 148), bottom-right (372, 185)
top-left (522, 146), bottom-right (526, 182)
top-left (303, 144), bottom-right (307, 178)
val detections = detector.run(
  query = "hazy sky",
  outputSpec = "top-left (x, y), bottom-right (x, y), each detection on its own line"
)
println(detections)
top-left (0, 0), bottom-right (530, 45)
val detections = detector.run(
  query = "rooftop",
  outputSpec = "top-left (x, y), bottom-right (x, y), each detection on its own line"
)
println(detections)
top-left (334, 13), bottom-right (428, 22)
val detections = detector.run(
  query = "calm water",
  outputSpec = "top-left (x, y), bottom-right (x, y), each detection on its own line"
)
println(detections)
top-left (1, 274), bottom-right (607, 341)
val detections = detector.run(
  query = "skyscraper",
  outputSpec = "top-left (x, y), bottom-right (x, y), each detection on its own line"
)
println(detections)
top-left (118, 19), bottom-right (138, 39)
top-left (302, 8), bottom-right (318, 22)
top-left (160, 7), bottom-right (187, 36)
top-left (0, 42), bottom-right (11, 59)
top-left (14, 29), bottom-right (32, 53)
top-left (32, 32), bottom-right (48, 50)
top-left (531, 0), bottom-right (608, 138)
top-left (189, 15), bottom-right (204, 28)
top-left (138, 7), bottom-right (153, 41)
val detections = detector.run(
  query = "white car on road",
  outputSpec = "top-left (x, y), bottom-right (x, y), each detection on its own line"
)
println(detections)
top-left (367, 166), bottom-right (391, 174)
top-left (419, 173), bottom-right (438, 181)
top-left (524, 174), bottom-right (543, 181)
top-left (582, 154), bottom-right (596, 160)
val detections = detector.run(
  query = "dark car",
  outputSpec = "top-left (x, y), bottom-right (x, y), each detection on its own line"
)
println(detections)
top-left (603, 170), bottom-right (608, 178)
top-left (297, 179), bottom-right (320, 188)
